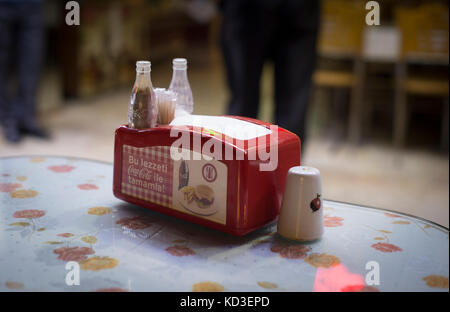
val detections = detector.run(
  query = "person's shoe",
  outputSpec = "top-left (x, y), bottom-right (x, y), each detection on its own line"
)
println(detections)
top-left (19, 118), bottom-right (50, 139)
top-left (3, 119), bottom-right (21, 143)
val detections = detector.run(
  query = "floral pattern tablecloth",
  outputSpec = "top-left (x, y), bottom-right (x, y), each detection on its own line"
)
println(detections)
top-left (0, 156), bottom-right (448, 292)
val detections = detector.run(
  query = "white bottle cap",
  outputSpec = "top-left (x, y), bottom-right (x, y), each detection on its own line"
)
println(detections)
top-left (136, 61), bottom-right (151, 73)
top-left (172, 58), bottom-right (187, 70)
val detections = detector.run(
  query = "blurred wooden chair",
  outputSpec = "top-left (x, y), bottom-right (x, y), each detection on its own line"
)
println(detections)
top-left (313, 0), bottom-right (366, 143)
top-left (394, 3), bottom-right (449, 150)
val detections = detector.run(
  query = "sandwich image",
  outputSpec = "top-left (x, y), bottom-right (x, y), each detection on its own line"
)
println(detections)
top-left (194, 185), bottom-right (215, 209)
top-left (179, 184), bottom-right (215, 210)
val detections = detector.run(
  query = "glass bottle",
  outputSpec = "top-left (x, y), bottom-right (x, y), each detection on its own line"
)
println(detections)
top-left (168, 58), bottom-right (194, 114)
top-left (178, 160), bottom-right (189, 190)
top-left (128, 61), bottom-right (157, 129)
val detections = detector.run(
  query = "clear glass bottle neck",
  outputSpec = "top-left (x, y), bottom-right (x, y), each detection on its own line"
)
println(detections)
top-left (135, 71), bottom-right (153, 88)
top-left (171, 68), bottom-right (188, 80)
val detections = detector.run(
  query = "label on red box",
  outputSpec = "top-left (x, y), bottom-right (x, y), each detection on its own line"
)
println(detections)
top-left (122, 145), bottom-right (173, 208)
top-left (121, 145), bottom-right (227, 225)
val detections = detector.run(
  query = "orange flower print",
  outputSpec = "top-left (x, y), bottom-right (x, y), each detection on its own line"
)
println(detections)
top-left (257, 281), bottom-right (278, 289)
top-left (371, 242), bottom-right (402, 253)
top-left (54, 246), bottom-right (95, 262)
top-left (77, 183), bottom-right (98, 190)
top-left (57, 233), bottom-right (74, 238)
top-left (5, 281), bottom-right (24, 290)
top-left (192, 281), bottom-right (224, 292)
top-left (384, 212), bottom-right (402, 218)
top-left (324, 215), bottom-right (344, 227)
top-left (423, 275), bottom-right (449, 289)
top-left (48, 165), bottom-right (76, 173)
top-left (270, 244), bottom-right (310, 259)
top-left (29, 157), bottom-right (45, 163)
top-left (10, 189), bottom-right (38, 198)
top-left (392, 220), bottom-right (410, 225)
top-left (0, 183), bottom-right (22, 193)
top-left (79, 256), bottom-right (118, 271)
top-left (88, 206), bottom-right (111, 216)
top-left (166, 245), bottom-right (196, 257)
top-left (116, 216), bottom-right (153, 230)
top-left (13, 209), bottom-right (45, 219)
top-left (305, 253), bottom-right (340, 268)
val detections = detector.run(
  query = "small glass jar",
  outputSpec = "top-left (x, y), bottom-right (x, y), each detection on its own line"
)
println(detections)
top-left (128, 61), bottom-right (157, 129)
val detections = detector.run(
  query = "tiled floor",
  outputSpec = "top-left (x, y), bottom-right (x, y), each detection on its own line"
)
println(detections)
top-left (1, 56), bottom-right (448, 227)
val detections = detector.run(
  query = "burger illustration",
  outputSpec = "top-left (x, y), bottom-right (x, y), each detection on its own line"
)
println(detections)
top-left (194, 185), bottom-right (215, 209)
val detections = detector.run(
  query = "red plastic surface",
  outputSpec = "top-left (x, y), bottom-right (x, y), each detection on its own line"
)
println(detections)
top-left (113, 116), bottom-right (300, 236)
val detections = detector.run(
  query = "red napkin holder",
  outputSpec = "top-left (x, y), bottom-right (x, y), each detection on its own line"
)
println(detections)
top-left (113, 116), bottom-right (300, 236)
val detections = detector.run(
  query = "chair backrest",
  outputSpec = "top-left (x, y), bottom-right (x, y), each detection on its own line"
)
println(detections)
top-left (318, 0), bottom-right (366, 58)
top-left (395, 3), bottom-right (449, 63)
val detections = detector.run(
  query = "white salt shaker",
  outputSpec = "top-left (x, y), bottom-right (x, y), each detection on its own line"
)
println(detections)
top-left (277, 166), bottom-right (323, 241)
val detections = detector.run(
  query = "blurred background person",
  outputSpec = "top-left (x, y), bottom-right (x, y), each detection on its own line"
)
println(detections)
top-left (220, 0), bottom-right (320, 141)
top-left (0, 0), bottom-right (48, 143)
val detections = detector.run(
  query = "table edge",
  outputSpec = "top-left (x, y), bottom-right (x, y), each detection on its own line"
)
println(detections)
top-left (324, 199), bottom-right (449, 232)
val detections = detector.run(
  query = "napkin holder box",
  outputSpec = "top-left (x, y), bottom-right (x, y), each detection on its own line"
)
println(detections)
top-left (113, 116), bottom-right (300, 236)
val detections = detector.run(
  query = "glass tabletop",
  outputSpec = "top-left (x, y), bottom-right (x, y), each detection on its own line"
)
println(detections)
top-left (0, 156), bottom-right (448, 292)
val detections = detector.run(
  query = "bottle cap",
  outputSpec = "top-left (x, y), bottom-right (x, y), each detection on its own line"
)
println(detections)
top-left (173, 58), bottom-right (187, 70)
top-left (136, 61), bottom-right (151, 73)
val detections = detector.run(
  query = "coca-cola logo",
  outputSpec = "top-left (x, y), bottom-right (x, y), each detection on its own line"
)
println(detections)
top-left (202, 164), bottom-right (217, 183)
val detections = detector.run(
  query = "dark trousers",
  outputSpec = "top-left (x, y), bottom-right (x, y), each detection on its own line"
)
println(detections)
top-left (0, 2), bottom-right (44, 122)
top-left (220, 0), bottom-right (319, 140)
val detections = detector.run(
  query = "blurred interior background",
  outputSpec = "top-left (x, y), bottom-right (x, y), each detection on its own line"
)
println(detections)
top-left (0, 0), bottom-right (448, 226)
